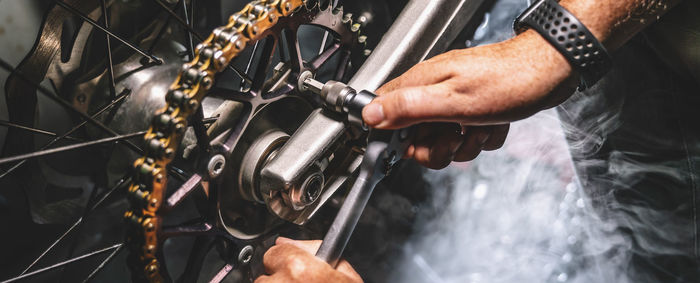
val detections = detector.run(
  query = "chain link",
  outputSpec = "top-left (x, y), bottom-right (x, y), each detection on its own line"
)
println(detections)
top-left (123, 1), bottom-right (305, 282)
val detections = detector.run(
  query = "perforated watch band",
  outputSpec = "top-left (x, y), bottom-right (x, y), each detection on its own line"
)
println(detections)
top-left (514, 0), bottom-right (612, 90)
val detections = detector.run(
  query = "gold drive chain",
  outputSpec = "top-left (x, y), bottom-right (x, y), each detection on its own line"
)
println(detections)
top-left (123, 1), bottom-right (305, 282)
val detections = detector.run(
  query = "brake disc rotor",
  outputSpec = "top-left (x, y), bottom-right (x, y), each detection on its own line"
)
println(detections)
top-left (0, 0), bottom-right (168, 224)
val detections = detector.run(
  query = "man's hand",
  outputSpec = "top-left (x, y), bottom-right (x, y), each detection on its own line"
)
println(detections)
top-left (360, 0), bottom-right (680, 169)
top-left (255, 237), bottom-right (363, 283)
top-left (364, 30), bottom-right (577, 169)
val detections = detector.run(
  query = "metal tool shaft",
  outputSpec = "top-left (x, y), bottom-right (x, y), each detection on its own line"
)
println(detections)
top-left (316, 141), bottom-right (387, 266)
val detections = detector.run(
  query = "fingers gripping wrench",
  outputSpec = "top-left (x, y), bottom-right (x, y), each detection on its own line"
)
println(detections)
top-left (316, 128), bottom-right (411, 267)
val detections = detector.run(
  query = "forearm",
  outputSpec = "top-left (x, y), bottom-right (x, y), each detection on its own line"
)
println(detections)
top-left (559, 0), bottom-right (682, 50)
top-left (508, 0), bottom-right (683, 108)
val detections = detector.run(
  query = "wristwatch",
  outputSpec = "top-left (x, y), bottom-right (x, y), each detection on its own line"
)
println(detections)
top-left (514, 0), bottom-right (612, 90)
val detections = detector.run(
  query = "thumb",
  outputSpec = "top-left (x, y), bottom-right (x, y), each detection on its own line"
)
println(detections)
top-left (362, 84), bottom-right (457, 129)
top-left (276, 237), bottom-right (321, 255)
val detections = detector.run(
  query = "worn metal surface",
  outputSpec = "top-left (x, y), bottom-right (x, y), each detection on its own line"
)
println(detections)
top-left (259, 109), bottom-right (346, 222)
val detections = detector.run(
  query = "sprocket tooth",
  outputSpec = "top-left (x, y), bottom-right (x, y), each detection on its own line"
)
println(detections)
top-left (342, 12), bottom-right (353, 25)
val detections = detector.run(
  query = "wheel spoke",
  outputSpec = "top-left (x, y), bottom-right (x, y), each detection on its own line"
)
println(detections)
top-left (100, 0), bottom-right (116, 100)
top-left (147, 0), bottom-right (181, 53)
top-left (0, 120), bottom-right (82, 142)
top-left (189, 0), bottom-right (196, 30)
top-left (228, 65), bottom-right (254, 85)
top-left (0, 58), bottom-right (143, 152)
top-left (169, 166), bottom-right (189, 182)
top-left (80, 245), bottom-right (124, 283)
top-left (0, 57), bottom-right (145, 179)
top-left (0, 131), bottom-right (146, 166)
top-left (240, 42), bottom-right (260, 90)
top-left (20, 221), bottom-right (81, 276)
top-left (17, 176), bottom-right (131, 276)
top-left (181, 0), bottom-right (195, 59)
top-left (150, 0), bottom-right (252, 83)
top-left (1, 244), bottom-right (123, 283)
top-left (53, 0), bottom-right (162, 64)
top-left (0, 88), bottom-right (131, 179)
top-left (152, 0), bottom-right (205, 42)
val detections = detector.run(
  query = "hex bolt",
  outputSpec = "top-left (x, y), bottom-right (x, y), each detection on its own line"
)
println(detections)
top-left (300, 174), bottom-right (323, 205)
top-left (298, 70), bottom-right (323, 94)
top-left (238, 245), bottom-right (254, 265)
top-left (207, 154), bottom-right (226, 179)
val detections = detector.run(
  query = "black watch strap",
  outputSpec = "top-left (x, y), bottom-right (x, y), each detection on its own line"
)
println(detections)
top-left (514, 0), bottom-right (612, 90)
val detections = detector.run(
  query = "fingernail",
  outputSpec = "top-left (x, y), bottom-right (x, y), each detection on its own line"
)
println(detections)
top-left (363, 103), bottom-right (384, 126)
top-left (403, 144), bottom-right (415, 159)
top-left (429, 146), bottom-right (453, 169)
top-left (276, 237), bottom-right (293, 244)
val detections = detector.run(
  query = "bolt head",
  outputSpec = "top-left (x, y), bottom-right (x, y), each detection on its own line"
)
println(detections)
top-left (238, 245), bottom-right (254, 264)
top-left (207, 154), bottom-right (226, 179)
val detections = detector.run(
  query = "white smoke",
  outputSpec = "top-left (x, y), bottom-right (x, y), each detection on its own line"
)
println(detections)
top-left (387, 0), bottom-right (645, 281)
top-left (389, 110), bottom-right (633, 283)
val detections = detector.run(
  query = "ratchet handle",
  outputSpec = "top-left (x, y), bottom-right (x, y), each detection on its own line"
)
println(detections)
top-left (316, 141), bottom-right (388, 266)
